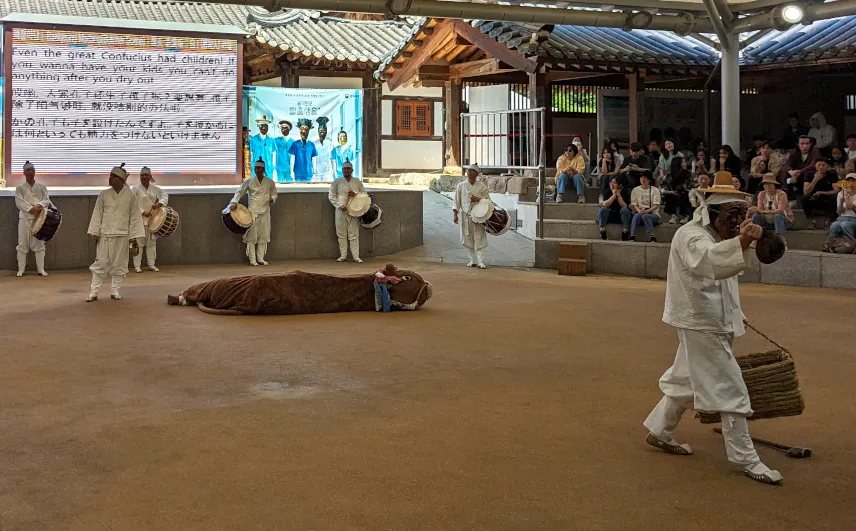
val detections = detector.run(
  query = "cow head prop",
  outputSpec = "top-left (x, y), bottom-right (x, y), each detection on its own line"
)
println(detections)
top-left (374, 263), bottom-right (432, 311)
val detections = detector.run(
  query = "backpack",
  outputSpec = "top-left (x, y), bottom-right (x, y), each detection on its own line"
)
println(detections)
top-left (830, 236), bottom-right (856, 254)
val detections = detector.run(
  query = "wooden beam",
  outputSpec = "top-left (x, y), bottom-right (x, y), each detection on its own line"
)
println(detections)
top-left (627, 72), bottom-right (639, 143)
top-left (418, 80), bottom-right (447, 88)
top-left (450, 58), bottom-right (516, 79)
top-left (387, 21), bottom-right (455, 91)
top-left (419, 65), bottom-right (450, 75)
top-left (454, 36), bottom-right (472, 46)
top-left (449, 19), bottom-right (537, 74)
top-left (362, 74), bottom-right (380, 176)
top-left (416, 72), bottom-right (450, 82)
top-left (545, 71), bottom-right (617, 83)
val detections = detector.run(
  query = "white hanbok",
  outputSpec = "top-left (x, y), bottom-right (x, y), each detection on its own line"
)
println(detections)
top-left (454, 179), bottom-right (489, 265)
top-left (231, 175), bottom-right (277, 264)
top-left (87, 186), bottom-right (146, 297)
top-left (15, 181), bottom-right (53, 273)
top-left (329, 176), bottom-right (366, 260)
top-left (131, 183), bottom-right (169, 270)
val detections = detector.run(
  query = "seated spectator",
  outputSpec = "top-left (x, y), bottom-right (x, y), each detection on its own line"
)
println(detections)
top-left (845, 133), bottom-right (856, 160)
top-left (780, 112), bottom-right (807, 150)
top-left (690, 172), bottom-right (710, 209)
top-left (656, 138), bottom-right (681, 185)
top-left (647, 140), bottom-right (662, 168)
top-left (630, 174), bottom-right (661, 242)
top-left (597, 175), bottom-right (632, 241)
top-left (572, 136), bottom-right (591, 182)
top-left (824, 173), bottom-right (856, 251)
top-left (808, 112), bottom-right (837, 155)
top-left (748, 141), bottom-right (783, 196)
top-left (619, 142), bottom-right (653, 189)
top-left (693, 148), bottom-right (712, 177)
top-left (715, 145), bottom-right (744, 188)
top-left (749, 176), bottom-right (794, 246)
top-left (831, 145), bottom-right (847, 176)
top-left (783, 135), bottom-right (821, 198)
top-left (662, 156), bottom-right (692, 224)
top-left (744, 135), bottom-right (767, 170)
top-left (802, 158), bottom-right (840, 223)
top-left (596, 147), bottom-right (618, 199)
top-left (555, 143), bottom-right (586, 203)
top-left (732, 175), bottom-right (744, 191)
top-left (607, 139), bottom-right (625, 167)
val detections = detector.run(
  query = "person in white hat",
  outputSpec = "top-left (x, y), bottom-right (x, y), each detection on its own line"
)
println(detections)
top-left (249, 114), bottom-right (275, 175)
top-left (14, 161), bottom-right (53, 277)
top-left (229, 157), bottom-right (277, 266)
top-left (453, 164), bottom-right (489, 268)
top-left (85, 163), bottom-right (146, 302)
top-left (328, 159), bottom-right (365, 262)
top-left (642, 171), bottom-right (783, 485)
top-left (130, 166), bottom-right (169, 272)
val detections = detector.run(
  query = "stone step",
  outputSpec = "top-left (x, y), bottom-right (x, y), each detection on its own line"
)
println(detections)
top-left (534, 237), bottom-right (855, 290)
top-left (542, 220), bottom-right (829, 251)
top-left (363, 176), bottom-right (391, 184)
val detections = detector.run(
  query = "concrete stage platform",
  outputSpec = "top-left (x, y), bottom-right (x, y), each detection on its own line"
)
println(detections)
top-left (0, 184), bottom-right (424, 270)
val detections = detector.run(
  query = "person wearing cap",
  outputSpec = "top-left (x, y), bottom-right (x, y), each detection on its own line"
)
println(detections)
top-left (453, 164), bottom-right (489, 268)
top-left (14, 161), bottom-right (53, 277)
top-left (229, 157), bottom-right (278, 266)
top-left (288, 118), bottom-right (318, 182)
top-left (131, 167), bottom-right (169, 272)
top-left (85, 163), bottom-right (146, 302)
top-left (249, 115), bottom-right (275, 177)
top-left (824, 173), bottom-right (856, 251)
top-left (313, 117), bottom-right (333, 181)
top-left (331, 129), bottom-right (355, 179)
top-left (749, 175), bottom-right (794, 246)
top-left (273, 120), bottom-right (294, 183)
top-left (328, 159), bottom-right (366, 263)
top-left (643, 171), bottom-right (784, 485)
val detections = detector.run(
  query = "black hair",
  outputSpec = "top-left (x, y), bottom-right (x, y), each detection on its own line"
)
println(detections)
top-left (630, 142), bottom-right (644, 152)
top-left (846, 133), bottom-right (856, 141)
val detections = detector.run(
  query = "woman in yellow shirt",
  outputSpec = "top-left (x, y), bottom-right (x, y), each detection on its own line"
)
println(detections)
top-left (556, 144), bottom-right (587, 203)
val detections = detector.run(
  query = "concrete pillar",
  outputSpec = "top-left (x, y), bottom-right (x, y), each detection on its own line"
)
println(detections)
top-left (721, 32), bottom-right (740, 149)
top-left (627, 72), bottom-right (639, 143)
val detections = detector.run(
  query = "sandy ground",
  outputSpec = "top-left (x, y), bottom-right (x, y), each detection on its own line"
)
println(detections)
top-left (0, 261), bottom-right (853, 531)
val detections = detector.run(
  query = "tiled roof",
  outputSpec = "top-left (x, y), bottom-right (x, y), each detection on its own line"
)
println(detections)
top-left (0, 0), bottom-right (416, 64)
top-left (742, 16), bottom-right (856, 65)
top-left (469, 19), bottom-right (718, 66)
top-left (374, 16), bottom-right (430, 78)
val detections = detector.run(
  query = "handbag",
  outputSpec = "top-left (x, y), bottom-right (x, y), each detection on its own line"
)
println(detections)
top-left (830, 235), bottom-right (856, 254)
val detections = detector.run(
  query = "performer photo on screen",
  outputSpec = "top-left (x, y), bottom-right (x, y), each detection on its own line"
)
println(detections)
top-left (131, 166), bottom-right (169, 273)
top-left (331, 129), bottom-right (356, 179)
top-left (314, 116), bottom-right (333, 181)
top-left (229, 158), bottom-right (278, 266)
top-left (249, 115), bottom-right (275, 174)
top-left (15, 161), bottom-right (53, 277)
top-left (273, 119), bottom-right (294, 183)
top-left (289, 118), bottom-right (318, 183)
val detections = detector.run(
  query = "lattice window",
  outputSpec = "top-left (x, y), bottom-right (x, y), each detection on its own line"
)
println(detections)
top-left (395, 100), bottom-right (432, 136)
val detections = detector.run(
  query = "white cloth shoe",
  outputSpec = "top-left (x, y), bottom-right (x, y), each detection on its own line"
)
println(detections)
top-left (743, 462), bottom-right (783, 485)
top-left (354, 258), bottom-right (364, 263)
top-left (645, 432), bottom-right (693, 455)
top-left (38, 270), bottom-right (48, 277)
top-left (149, 266), bottom-right (159, 272)
top-left (337, 257), bottom-right (346, 262)
top-left (135, 267), bottom-right (143, 273)
top-left (16, 271), bottom-right (24, 277)
top-left (258, 260), bottom-right (269, 266)
top-left (85, 294), bottom-right (98, 302)
top-left (669, 215), bottom-right (678, 224)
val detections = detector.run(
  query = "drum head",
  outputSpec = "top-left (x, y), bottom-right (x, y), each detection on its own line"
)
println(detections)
top-left (231, 204), bottom-right (254, 228)
top-left (348, 193), bottom-right (371, 217)
top-left (148, 207), bottom-right (167, 231)
top-left (359, 204), bottom-right (383, 229)
top-left (30, 208), bottom-right (48, 234)
top-left (470, 198), bottom-right (494, 223)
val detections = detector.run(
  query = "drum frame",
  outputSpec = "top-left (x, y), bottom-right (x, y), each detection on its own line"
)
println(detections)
top-left (31, 207), bottom-right (63, 242)
top-left (149, 206), bottom-right (180, 238)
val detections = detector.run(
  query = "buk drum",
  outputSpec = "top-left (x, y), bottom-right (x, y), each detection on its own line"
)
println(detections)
top-left (347, 193), bottom-right (372, 217)
top-left (223, 204), bottom-right (253, 235)
top-left (359, 204), bottom-right (383, 229)
top-left (31, 206), bottom-right (62, 242)
top-left (483, 206), bottom-right (512, 236)
top-left (469, 198), bottom-right (494, 224)
top-left (148, 206), bottom-right (180, 238)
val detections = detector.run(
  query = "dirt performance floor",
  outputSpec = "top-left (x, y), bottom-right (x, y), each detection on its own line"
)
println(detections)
top-left (0, 261), bottom-right (853, 531)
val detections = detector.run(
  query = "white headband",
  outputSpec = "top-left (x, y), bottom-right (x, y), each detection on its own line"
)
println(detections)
top-left (693, 193), bottom-right (748, 226)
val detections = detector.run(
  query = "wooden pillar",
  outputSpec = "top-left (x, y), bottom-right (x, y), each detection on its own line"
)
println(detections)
top-left (279, 61), bottom-right (298, 88)
top-left (627, 72), bottom-right (639, 143)
top-left (528, 72), bottom-right (549, 168)
top-left (444, 80), bottom-right (462, 169)
top-left (362, 73), bottom-right (380, 176)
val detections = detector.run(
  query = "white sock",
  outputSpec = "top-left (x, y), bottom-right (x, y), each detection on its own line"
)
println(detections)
top-left (338, 238), bottom-right (348, 259)
top-left (17, 251), bottom-right (27, 273)
top-left (349, 239), bottom-right (360, 261)
top-left (90, 274), bottom-right (104, 296)
top-left (35, 250), bottom-right (46, 273)
top-left (257, 243), bottom-right (268, 263)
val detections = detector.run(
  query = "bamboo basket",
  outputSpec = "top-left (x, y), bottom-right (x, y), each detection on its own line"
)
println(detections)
top-left (697, 324), bottom-right (804, 424)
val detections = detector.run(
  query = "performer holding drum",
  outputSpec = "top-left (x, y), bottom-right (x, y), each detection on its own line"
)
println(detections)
top-left (328, 160), bottom-right (366, 263)
top-left (14, 161), bottom-right (55, 277)
top-left (229, 157), bottom-right (277, 266)
top-left (453, 164), bottom-right (489, 269)
top-left (131, 166), bottom-right (170, 273)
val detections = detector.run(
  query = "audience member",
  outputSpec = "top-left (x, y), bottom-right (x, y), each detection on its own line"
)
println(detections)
top-left (732, 175), bottom-right (743, 191)
top-left (716, 145), bottom-right (744, 188)
top-left (630, 174), bottom-right (661, 242)
top-left (662, 156), bottom-right (693, 224)
top-left (808, 112), bottom-right (837, 153)
top-left (783, 135), bottom-right (822, 197)
top-left (780, 112), bottom-right (807, 150)
top-left (619, 142), bottom-right (653, 189)
top-left (572, 136), bottom-right (590, 165)
top-left (744, 135), bottom-right (767, 170)
top-left (846, 133), bottom-right (856, 160)
top-left (824, 173), bottom-right (856, 251)
top-left (830, 146), bottom-right (847, 177)
top-left (693, 148), bottom-right (712, 177)
top-left (597, 175), bottom-right (632, 241)
top-left (555, 143), bottom-right (587, 203)
top-left (802, 158), bottom-right (840, 223)
top-left (690, 173), bottom-right (710, 209)
top-left (749, 176), bottom-right (794, 246)
top-left (607, 139), bottom-right (625, 167)
top-left (647, 140), bottom-right (662, 167)
top-left (596, 147), bottom-right (618, 199)
top-left (748, 141), bottom-right (783, 195)
top-left (657, 138), bottom-right (681, 185)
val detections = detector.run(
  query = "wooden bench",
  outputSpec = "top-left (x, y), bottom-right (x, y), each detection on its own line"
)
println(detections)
top-left (558, 242), bottom-right (587, 276)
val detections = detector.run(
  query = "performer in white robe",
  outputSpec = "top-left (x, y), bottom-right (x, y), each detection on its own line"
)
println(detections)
top-left (86, 164), bottom-right (146, 302)
top-left (643, 171), bottom-right (783, 485)
top-left (328, 160), bottom-right (366, 263)
top-left (131, 166), bottom-right (169, 273)
top-left (15, 161), bottom-right (53, 277)
top-left (229, 158), bottom-right (278, 266)
top-left (453, 164), bottom-right (489, 268)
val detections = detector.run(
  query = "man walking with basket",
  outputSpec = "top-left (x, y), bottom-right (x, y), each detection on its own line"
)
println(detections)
top-left (642, 171), bottom-right (784, 485)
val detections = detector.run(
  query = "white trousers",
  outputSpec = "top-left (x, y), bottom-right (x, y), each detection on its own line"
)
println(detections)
top-left (243, 208), bottom-right (271, 244)
top-left (461, 214), bottom-right (487, 250)
top-left (17, 218), bottom-right (46, 272)
top-left (133, 228), bottom-right (158, 269)
top-left (90, 236), bottom-right (130, 295)
top-left (335, 209), bottom-right (360, 259)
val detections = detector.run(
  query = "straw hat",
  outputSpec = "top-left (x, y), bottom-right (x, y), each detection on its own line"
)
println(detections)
top-left (760, 175), bottom-right (781, 187)
top-left (697, 171), bottom-right (750, 196)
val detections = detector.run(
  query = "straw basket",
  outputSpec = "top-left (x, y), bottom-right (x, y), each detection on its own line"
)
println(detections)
top-left (697, 324), bottom-right (804, 424)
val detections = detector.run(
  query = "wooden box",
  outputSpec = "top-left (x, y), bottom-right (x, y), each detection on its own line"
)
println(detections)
top-left (558, 242), bottom-right (587, 276)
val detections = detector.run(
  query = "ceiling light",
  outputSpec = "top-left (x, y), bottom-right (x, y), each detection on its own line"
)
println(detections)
top-left (781, 5), bottom-right (805, 24)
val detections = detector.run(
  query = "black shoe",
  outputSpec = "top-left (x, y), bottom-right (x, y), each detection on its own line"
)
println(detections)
top-left (621, 231), bottom-right (629, 242)
top-left (650, 236), bottom-right (658, 243)
top-left (629, 234), bottom-right (636, 242)
top-left (600, 229), bottom-right (607, 240)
